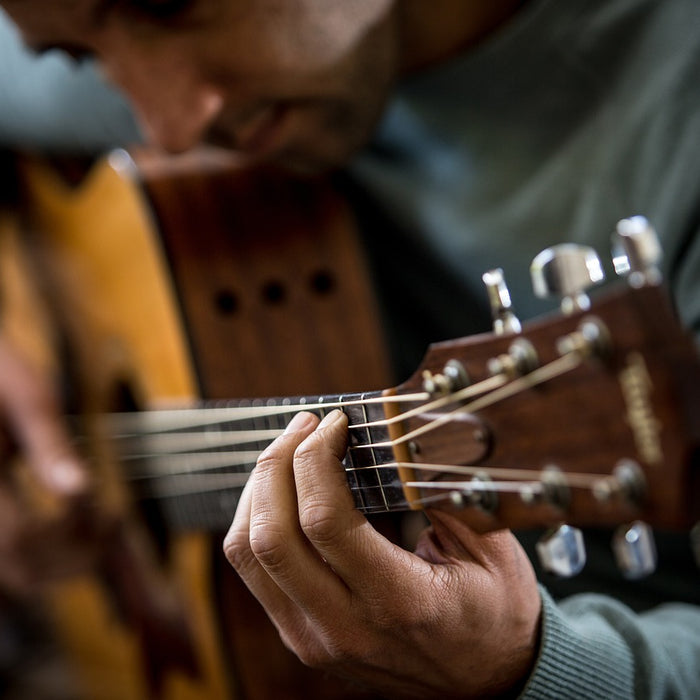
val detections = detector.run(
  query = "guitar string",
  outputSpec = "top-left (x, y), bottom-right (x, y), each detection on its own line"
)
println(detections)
top-left (352, 352), bottom-right (582, 449)
top-left (106, 374), bottom-right (503, 459)
top-left (97, 371), bottom-right (506, 443)
top-left (97, 391), bottom-right (431, 435)
top-left (113, 458), bottom-right (606, 525)
top-left (127, 458), bottom-right (603, 490)
top-left (79, 352), bottom-right (586, 508)
top-left (129, 463), bottom-right (600, 511)
top-left (360, 461), bottom-right (602, 488)
top-left (128, 470), bottom-right (545, 512)
top-left (114, 351), bottom-right (581, 467)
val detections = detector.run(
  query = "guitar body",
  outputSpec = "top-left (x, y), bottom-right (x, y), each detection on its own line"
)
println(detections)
top-left (2, 150), bottom-right (392, 699)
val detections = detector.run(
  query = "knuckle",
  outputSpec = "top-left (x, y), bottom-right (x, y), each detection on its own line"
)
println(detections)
top-left (222, 527), bottom-right (251, 572)
top-left (292, 437), bottom-right (319, 471)
top-left (298, 500), bottom-right (342, 546)
top-left (294, 441), bottom-right (345, 547)
top-left (248, 522), bottom-right (291, 571)
top-left (255, 442), bottom-right (285, 472)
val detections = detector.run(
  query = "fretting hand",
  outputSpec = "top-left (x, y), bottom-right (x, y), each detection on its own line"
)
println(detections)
top-left (225, 409), bottom-right (542, 698)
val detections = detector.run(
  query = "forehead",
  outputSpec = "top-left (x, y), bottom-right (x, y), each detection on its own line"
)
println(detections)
top-left (2, 0), bottom-right (99, 39)
top-left (2, 0), bottom-right (299, 44)
top-left (2, 0), bottom-right (95, 16)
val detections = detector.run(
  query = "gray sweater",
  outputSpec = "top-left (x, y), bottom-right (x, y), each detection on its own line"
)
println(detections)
top-left (347, 0), bottom-right (700, 696)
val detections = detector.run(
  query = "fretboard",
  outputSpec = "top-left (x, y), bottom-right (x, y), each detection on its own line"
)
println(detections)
top-left (107, 391), bottom-right (407, 532)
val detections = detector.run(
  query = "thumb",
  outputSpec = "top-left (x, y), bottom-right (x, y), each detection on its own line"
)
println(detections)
top-left (0, 339), bottom-right (88, 496)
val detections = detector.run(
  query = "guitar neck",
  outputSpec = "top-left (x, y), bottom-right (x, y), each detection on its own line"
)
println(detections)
top-left (103, 390), bottom-right (408, 533)
top-left (89, 279), bottom-right (700, 538)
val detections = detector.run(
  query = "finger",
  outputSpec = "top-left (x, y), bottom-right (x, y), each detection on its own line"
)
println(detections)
top-left (245, 411), bottom-right (353, 616)
top-left (224, 413), bottom-right (342, 659)
top-left (0, 340), bottom-right (88, 495)
top-left (224, 444), bottom-right (311, 638)
top-left (293, 410), bottom-right (424, 595)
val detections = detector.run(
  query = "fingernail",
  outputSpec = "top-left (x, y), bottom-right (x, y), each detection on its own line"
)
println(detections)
top-left (318, 409), bottom-right (344, 428)
top-left (49, 459), bottom-right (88, 494)
top-left (283, 411), bottom-right (314, 434)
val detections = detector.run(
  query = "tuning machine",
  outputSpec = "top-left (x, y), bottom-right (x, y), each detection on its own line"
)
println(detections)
top-left (531, 244), bottom-right (605, 314)
top-left (536, 524), bottom-right (586, 577)
top-left (422, 359), bottom-right (469, 396)
top-left (612, 521), bottom-right (657, 579)
top-left (612, 216), bottom-right (663, 287)
top-left (592, 459), bottom-right (647, 508)
top-left (482, 268), bottom-right (522, 335)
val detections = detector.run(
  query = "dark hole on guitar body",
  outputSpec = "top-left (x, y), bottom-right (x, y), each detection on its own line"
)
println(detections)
top-left (261, 280), bottom-right (287, 304)
top-left (309, 269), bottom-right (335, 295)
top-left (214, 289), bottom-right (239, 315)
top-left (110, 379), bottom-right (171, 563)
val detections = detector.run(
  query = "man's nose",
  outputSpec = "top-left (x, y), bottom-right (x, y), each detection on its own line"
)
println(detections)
top-left (103, 48), bottom-right (225, 153)
top-left (130, 82), bottom-right (225, 153)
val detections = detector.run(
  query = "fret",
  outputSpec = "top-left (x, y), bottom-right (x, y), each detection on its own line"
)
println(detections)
top-left (361, 399), bottom-right (387, 510)
top-left (153, 487), bottom-right (243, 532)
top-left (317, 395), bottom-right (328, 421)
top-left (344, 398), bottom-right (387, 512)
top-left (342, 392), bottom-right (407, 514)
top-left (122, 390), bottom-right (410, 532)
top-left (339, 394), bottom-right (366, 512)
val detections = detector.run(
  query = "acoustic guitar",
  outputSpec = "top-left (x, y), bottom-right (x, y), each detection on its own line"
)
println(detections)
top-left (1, 151), bottom-right (699, 698)
top-left (1, 149), bottom-right (393, 700)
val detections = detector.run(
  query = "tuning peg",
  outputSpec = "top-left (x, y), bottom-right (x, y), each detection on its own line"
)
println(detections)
top-left (422, 360), bottom-right (469, 395)
top-left (536, 524), bottom-right (586, 577)
top-left (482, 268), bottom-right (522, 335)
top-left (612, 521), bottom-right (657, 579)
top-left (531, 244), bottom-right (605, 314)
top-left (612, 216), bottom-right (663, 287)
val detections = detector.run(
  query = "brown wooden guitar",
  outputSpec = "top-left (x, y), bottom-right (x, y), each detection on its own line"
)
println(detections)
top-left (1, 149), bottom-right (393, 700)
top-left (2, 151), bottom-right (699, 698)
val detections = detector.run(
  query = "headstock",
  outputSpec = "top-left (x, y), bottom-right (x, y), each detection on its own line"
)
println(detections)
top-left (390, 217), bottom-right (700, 577)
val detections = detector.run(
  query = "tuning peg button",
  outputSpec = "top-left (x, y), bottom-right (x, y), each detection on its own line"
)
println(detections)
top-left (482, 268), bottom-right (522, 335)
top-left (531, 244), bottom-right (605, 314)
top-left (612, 521), bottom-right (657, 579)
top-left (536, 524), bottom-right (586, 577)
top-left (612, 216), bottom-right (663, 287)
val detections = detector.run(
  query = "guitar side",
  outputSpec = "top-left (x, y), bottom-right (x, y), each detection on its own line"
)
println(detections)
top-left (5, 150), bottom-right (392, 699)
top-left (3, 152), bottom-right (230, 700)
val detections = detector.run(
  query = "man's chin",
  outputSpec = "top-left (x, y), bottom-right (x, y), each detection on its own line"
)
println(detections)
top-left (263, 136), bottom-right (368, 176)
top-left (267, 153), bottom-right (339, 177)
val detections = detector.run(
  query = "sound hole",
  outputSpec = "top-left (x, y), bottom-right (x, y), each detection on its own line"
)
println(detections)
top-left (109, 379), bottom-right (170, 562)
top-left (214, 289), bottom-right (239, 315)
top-left (309, 269), bottom-right (335, 295)
top-left (261, 280), bottom-right (286, 304)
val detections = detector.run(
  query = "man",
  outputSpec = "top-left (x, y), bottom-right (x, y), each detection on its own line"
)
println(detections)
top-left (0, 0), bottom-right (699, 697)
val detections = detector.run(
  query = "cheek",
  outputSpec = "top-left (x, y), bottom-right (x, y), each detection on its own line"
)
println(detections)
top-left (280, 96), bottom-right (384, 169)
top-left (206, 0), bottom-right (396, 81)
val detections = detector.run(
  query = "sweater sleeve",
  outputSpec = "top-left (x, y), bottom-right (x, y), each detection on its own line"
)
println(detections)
top-left (519, 587), bottom-right (700, 699)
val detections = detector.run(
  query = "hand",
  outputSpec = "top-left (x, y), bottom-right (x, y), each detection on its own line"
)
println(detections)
top-left (224, 410), bottom-right (542, 699)
top-left (0, 336), bottom-right (95, 594)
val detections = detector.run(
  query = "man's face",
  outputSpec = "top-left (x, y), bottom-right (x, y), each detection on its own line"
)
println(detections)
top-left (3, 0), bottom-right (400, 171)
